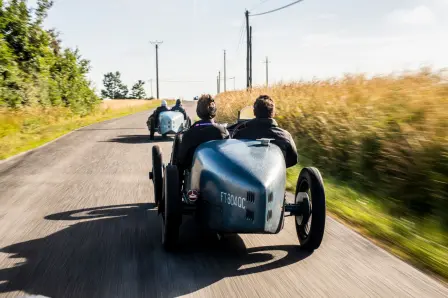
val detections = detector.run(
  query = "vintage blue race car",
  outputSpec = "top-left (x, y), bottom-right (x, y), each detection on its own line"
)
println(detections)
top-left (148, 111), bottom-right (191, 140)
top-left (149, 107), bottom-right (326, 252)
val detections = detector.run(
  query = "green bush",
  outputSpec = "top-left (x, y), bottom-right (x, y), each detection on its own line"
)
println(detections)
top-left (0, 0), bottom-right (99, 112)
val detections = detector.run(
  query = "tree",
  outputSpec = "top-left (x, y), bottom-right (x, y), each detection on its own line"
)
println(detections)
top-left (100, 71), bottom-right (128, 99)
top-left (0, 0), bottom-right (99, 110)
top-left (130, 80), bottom-right (146, 99)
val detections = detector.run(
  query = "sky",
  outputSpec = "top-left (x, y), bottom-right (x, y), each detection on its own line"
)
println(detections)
top-left (35, 0), bottom-right (448, 99)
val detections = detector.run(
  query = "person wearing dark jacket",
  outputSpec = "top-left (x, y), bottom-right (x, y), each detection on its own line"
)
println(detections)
top-left (147, 100), bottom-right (169, 128)
top-left (171, 98), bottom-right (187, 120)
top-left (176, 94), bottom-right (229, 171)
top-left (233, 95), bottom-right (298, 168)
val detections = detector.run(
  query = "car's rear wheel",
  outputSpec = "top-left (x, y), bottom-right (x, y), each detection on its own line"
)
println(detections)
top-left (186, 117), bottom-right (192, 128)
top-left (171, 134), bottom-right (182, 165)
top-left (151, 146), bottom-right (163, 207)
top-left (294, 167), bottom-right (326, 252)
top-left (149, 118), bottom-right (155, 140)
top-left (162, 165), bottom-right (182, 251)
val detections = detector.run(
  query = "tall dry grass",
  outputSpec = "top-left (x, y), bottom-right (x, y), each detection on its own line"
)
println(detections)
top-left (216, 69), bottom-right (448, 221)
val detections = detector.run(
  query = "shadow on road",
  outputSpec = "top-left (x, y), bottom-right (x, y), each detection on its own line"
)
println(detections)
top-left (102, 135), bottom-right (174, 144)
top-left (0, 204), bottom-right (310, 298)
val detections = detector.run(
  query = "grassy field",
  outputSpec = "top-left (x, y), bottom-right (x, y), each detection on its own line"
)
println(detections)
top-left (215, 69), bottom-right (448, 280)
top-left (0, 100), bottom-right (170, 160)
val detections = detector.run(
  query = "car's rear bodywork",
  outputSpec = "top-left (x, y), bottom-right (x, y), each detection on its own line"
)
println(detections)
top-left (186, 139), bottom-right (286, 234)
top-left (158, 111), bottom-right (186, 135)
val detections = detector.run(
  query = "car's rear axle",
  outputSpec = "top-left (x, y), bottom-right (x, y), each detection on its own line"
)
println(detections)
top-left (285, 202), bottom-right (310, 216)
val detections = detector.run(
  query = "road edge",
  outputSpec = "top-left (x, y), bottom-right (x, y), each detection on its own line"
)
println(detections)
top-left (0, 109), bottom-right (153, 166)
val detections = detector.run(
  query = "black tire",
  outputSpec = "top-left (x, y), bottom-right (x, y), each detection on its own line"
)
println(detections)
top-left (149, 118), bottom-right (155, 140)
top-left (294, 167), bottom-right (326, 252)
top-left (152, 146), bottom-right (163, 206)
top-left (275, 195), bottom-right (286, 234)
top-left (171, 134), bottom-right (182, 165)
top-left (186, 117), bottom-right (192, 128)
top-left (162, 165), bottom-right (182, 251)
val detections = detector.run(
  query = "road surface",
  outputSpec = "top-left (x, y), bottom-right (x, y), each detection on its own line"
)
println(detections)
top-left (0, 101), bottom-right (446, 298)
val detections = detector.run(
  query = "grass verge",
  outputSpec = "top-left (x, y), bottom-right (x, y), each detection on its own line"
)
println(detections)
top-left (0, 100), bottom-right (170, 160)
top-left (215, 69), bottom-right (447, 281)
top-left (286, 164), bottom-right (448, 281)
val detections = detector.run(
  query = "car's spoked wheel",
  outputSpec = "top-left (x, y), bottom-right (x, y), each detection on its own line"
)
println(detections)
top-left (295, 167), bottom-right (326, 252)
top-left (162, 165), bottom-right (182, 251)
top-left (151, 146), bottom-right (163, 207)
top-left (149, 118), bottom-right (155, 140)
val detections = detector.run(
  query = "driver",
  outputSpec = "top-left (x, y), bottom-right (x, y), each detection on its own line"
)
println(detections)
top-left (147, 100), bottom-right (169, 128)
top-left (177, 94), bottom-right (229, 172)
top-left (171, 98), bottom-right (188, 120)
top-left (233, 95), bottom-right (298, 168)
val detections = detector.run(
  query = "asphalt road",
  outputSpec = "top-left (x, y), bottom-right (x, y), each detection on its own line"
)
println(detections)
top-left (0, 101), bottom-right (447, 298)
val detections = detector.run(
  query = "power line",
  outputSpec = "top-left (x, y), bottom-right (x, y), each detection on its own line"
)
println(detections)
top-left (250, 0), bottom-right (304, 17)
top-left (249, 0), bottom-right (274, 13)
top-left (244, 0), bottom-right (305, 89)
top-left (236, 19), bottom-right (245, 53)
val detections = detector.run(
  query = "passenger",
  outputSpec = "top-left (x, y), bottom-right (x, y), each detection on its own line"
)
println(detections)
top-left (177, 94), bottom-right (229, 172)
top-left (147, 100), bottom-right (169, 128)
top-left (171, 98), bottom-right (188, 120)
top-left (233, 95), bottom-right (298, 168)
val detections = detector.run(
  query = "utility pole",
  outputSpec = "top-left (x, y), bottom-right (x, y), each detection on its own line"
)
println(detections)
top-left (249, 26), bottom-right (253, 88)
top-left (223, 50), bottom-right (227, 92)
top-left (263, 57), bottom-right (270, 87)
top-left (149, 78), bottom-right (153, 98)
top-left (245, 10), bottom-right (250, 89)
top-left (243, 2), bottom-right (305, 89)
top-left (150, 41), bottom-right (163, 99)
top-left (218, 71), bottom-right (221, 93)
top-left (229, 77), bottom-right (236, 90)
top-left (216, 74), bottom-right (220, 94)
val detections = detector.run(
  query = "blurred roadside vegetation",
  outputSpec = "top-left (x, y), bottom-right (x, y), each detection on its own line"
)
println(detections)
top-left (0, 1), bottom-right (163, 159)
top-left (216, 69), bottom-right (448, 279)
top-left (0, 101), bottom-right (166, 159)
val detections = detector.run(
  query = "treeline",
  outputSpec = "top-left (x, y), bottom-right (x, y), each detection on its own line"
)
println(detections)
top-left (101, 71), bottom-right (150, 100)
top-left (0, 0), bottom-right (99, 115)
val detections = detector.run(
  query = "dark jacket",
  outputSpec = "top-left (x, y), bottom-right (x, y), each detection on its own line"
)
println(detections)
top-left (233, 118), bottom-right (298, 168)
top-left (177, 120), bottom-right (229, 169)
top-left (171, 105), bottom-right (187, 120)
top-left (150, 106), bottom-right (169, 126)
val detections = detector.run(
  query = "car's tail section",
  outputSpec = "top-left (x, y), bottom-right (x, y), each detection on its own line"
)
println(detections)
top-left (189, 139), bottom-right (286, 233)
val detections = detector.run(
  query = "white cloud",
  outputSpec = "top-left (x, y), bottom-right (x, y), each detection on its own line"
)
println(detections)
top-left (387, 5), bottom-right (436, 25)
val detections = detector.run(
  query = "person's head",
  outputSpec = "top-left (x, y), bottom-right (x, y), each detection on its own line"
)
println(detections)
top-left (253, 95), bottom-right (275, 119)
top-left (196, 94), bottom-right (217, 120)
top-left (161, 100), bottom-right (167, 107)
top-left (176, 98), bottom-right (182, 106)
